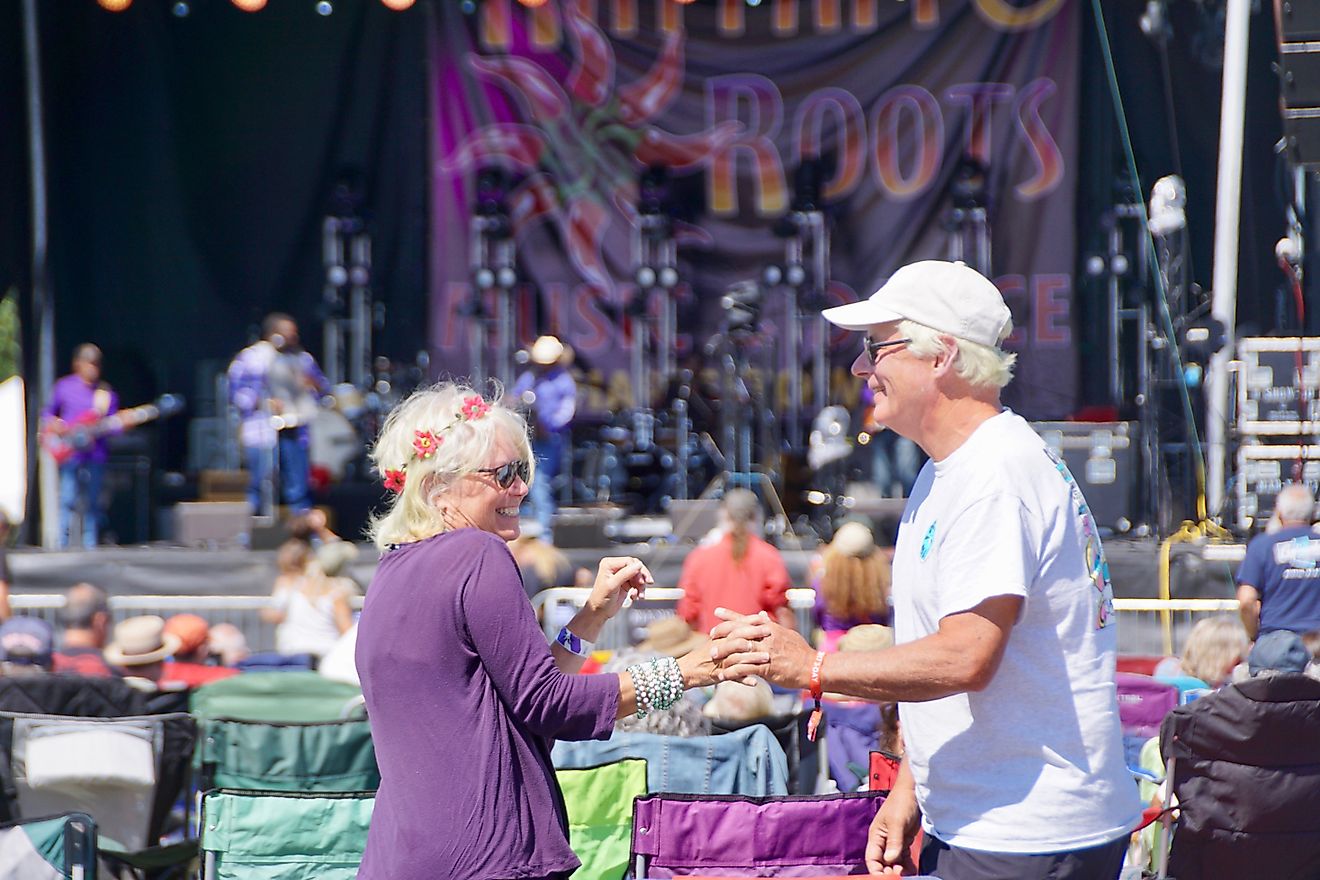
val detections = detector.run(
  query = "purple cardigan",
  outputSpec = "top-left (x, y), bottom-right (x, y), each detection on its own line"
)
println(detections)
top-left (356, 528), bottom-right (619, 880)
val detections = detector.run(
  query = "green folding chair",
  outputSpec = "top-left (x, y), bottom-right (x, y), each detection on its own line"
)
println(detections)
top-left (200, 788), bottom-right (374, 880)
top-left (0, 812), bottom-right (96, 880)
top-left (555, 758), bottom-right (647, 880)
top-left (196, 717), bottom-right (379, 793)
top-left (190, 672), bottom-right (363, 724)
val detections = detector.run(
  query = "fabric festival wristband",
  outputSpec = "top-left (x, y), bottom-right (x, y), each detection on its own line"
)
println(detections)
top-left (555, 626), bottom-right (593, 658)
top-left (807, 650), bottom-right (826, 742)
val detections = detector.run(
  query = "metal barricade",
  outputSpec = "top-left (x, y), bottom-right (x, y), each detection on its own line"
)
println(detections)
top-left (529, 587), bottom-right (818, 652)
top-left (12, 594), bottom-right (366, 654)
top-left (18, 591), bottom-right (1236, 659)
top-left (1110, 598), bottom-right (1241, 657)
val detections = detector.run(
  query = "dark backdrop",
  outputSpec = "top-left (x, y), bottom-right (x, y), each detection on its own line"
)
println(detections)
top-left (3, 0), bottom-right (428, 475)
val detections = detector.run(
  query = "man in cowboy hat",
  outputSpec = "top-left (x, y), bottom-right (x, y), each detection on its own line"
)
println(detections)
top-left (510, 335), bottom-right (577, 542)
top-left (104, 615), bottom-right (182, 690)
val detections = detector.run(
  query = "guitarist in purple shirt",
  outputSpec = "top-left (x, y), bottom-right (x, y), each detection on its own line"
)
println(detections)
top-left (41, 344), bottom-right (119, 548)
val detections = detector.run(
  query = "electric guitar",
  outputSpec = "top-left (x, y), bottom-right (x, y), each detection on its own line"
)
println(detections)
top-left (41, 393), bottom-right (185, 464)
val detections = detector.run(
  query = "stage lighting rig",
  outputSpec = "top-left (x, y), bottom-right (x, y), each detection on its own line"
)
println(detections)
top-left (630, 165), bottom-right (682, 391)
top-left (468, 166), bottom-right (520, 384)
top-left (322, 170), bottom-right (373, 388)
top-left (721, 279), bottom-right (764, 333)
top-left (946, 155), bottom-right (991, 274)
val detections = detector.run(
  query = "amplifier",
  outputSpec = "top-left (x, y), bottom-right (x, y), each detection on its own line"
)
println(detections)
top-left (1030, 421), bottom-right (1137, 534)
top-left (1235, 444), bottom-right (1320, 532)
top-left (1237, 337), bottom-right (1320, 434)
top-left (172, 501), bottom-right (251, 548)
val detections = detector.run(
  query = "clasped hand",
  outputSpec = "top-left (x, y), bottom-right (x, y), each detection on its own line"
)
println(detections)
top-left (585, 557), bottom-right (654, 619)
top-left (707, 608), bottom-right (815, 689)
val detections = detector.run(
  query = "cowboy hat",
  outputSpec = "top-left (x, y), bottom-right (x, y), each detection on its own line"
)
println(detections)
top-left (104, 615), bottom-right (182, 667)
top-left (637, 616), bottom-right (708, 657)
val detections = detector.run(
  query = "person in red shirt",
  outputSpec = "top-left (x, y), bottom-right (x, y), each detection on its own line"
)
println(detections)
top-left (676, 489), bottom-right (793, 634)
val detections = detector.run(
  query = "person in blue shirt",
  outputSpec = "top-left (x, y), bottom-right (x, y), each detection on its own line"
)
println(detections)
top-left (1237, 483), bottom-right (1320, 640)
top-left (510, 336), bottom-right (576, 543)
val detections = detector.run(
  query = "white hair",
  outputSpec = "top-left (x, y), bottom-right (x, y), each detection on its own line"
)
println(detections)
top-left (368, 381), bottom-right (533, 550)
top-left (898, 319), bottom-right (1016, 390)
top-left (1274, 483), bottom-right (1317, 525)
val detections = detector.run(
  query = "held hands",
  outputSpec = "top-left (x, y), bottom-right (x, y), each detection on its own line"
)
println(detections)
top-left (708, 608), bottom-right (816, 689)
top-left (585, 557), bottom-right (654, 620)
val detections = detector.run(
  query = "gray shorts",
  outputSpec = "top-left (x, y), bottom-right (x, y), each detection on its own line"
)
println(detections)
top-left (919, 834), bottom-right (1127, 880)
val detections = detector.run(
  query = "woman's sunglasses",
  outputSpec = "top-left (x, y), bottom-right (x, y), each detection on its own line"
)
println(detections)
top-left (477, 459), bottom-right (530, 489)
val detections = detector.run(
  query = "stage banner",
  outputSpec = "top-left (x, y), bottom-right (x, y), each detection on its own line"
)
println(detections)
top-left (430, 0), bottom-right (1080, 420)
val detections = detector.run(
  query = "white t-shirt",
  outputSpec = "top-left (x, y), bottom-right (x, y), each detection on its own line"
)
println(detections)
top-left (893, 410), bottom-right (1141, 853)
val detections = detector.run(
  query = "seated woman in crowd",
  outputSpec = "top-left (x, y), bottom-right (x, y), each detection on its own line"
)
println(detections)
top-left (1155, 614), bottom-right (1248, 691)
top-left (812, 521), bottom-right (892, 652)
top-left (354, 382), bottom-right (719, 880)
top-left (262, 538), bottom-right (355, 661)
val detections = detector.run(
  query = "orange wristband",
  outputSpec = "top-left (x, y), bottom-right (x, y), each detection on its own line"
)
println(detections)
top-left (807, 651), bottom-right (826, 741)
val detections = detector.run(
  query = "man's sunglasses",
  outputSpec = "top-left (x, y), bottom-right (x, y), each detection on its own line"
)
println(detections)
top-left (864, 337), bottom-right (911, 365)
top-left (477, 459), bottom-right (530, 489)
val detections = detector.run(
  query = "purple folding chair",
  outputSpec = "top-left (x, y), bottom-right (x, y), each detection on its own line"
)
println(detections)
top-left (631, 791), bottom-right (885, 878)
top-left (1115, 672), bottom-right (1177, 770)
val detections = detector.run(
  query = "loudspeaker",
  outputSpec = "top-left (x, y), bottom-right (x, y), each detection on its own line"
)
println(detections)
top-left (1031, 421), bottom-right (1138, 534)
top-left (172, 502), bottom-right (251, 547)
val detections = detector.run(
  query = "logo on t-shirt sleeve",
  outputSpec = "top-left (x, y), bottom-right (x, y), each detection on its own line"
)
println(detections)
top-left (1044, 449), bottom-right (1116, 631)
top-left (920, 521), bottom-right (937, 560)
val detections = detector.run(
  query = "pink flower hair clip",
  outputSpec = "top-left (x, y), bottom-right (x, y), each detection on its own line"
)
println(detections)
top-left (383, 469), bottom-right (407, 493)
top-left (412, 430), bottom-right (440, 459)
top-left (460, 395), bottom-right (491, 421)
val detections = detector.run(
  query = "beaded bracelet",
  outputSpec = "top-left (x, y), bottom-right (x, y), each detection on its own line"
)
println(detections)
top-left (627, 657), bottom-right (684, 718)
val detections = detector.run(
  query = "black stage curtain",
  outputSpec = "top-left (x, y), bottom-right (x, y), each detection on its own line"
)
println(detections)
top-left (4, 0), bottom-right (428, 470)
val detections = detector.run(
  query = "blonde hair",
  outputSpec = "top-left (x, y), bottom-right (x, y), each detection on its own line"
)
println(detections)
top-left (899, 319), bottom-right (1016, 389)
top-left (722, 488), bottom-right (762, 563)
top-left (368, 381), bottom-right (533, 550)
top-left (819, 547), bottom-right (891, 621)
top-left (1180, 614), bottom-right (1248, 687)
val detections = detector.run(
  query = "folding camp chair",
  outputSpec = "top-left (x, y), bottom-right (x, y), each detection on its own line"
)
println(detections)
top-left (553, 725), bottom-right (790, 796)
top-left (1114, 672), bottom-right (1177, 771)
top-left (1154, 673), bottom-right (1320, 879)
top-left (0, 710), bottom-right (197, 876)
top-left (195, 716), bottom-right (379, 793)
top-left (709, 710), bottom-right (824, 794)
top-left (555, 758), bottom-right (648, 880)
top-left (0, 812), bottom-right (96, 880)
top-left (199, 788), bottom-right (375, 880)
top-left (631, 790), bottom-right (887, 877)
top-left (190, 671), bottom-right (363, 723)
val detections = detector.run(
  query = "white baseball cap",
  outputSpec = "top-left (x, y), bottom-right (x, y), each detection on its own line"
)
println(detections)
top-left (822, 260), bottom-right (1012, 347)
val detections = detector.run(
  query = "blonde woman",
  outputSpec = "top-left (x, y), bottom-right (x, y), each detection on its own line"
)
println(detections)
top-left (813, 521), bottom-right (892, 652)
top-left (355, 382), bottom-right (717, 880)
top-left (1172, 614), bottom-right (1249, 688)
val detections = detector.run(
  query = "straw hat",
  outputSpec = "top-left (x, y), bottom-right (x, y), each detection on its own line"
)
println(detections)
top-left (637, 616), bottom-right (707, 657)
top-left (702, 676), bottom-right (775, 721)
top-left (530, 335), bottom-right (565, 366)
top-left (830, 521), bottom-right (875, 558)
top-left (104, 615), bottom-right (181, 667)
top-left (838, 623), bottom-right (894, 654)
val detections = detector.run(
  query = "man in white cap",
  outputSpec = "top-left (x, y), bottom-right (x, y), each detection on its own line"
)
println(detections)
top-left (510, 335), bottom-right (576, 541)
top-left (711, 261), bottom-right (1139, 878)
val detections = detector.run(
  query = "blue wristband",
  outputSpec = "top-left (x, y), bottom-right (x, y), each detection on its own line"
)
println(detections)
top-left (555, 626), bottom-right (592, 658)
